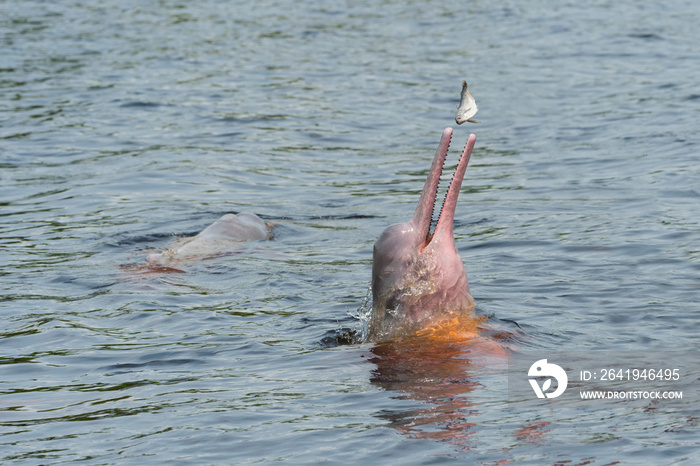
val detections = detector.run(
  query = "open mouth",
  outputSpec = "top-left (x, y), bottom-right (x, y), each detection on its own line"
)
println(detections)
top-left (417, 128), bottom-right (476, 246)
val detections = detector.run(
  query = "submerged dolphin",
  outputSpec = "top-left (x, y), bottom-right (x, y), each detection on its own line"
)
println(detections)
top-left (368, 128), bottom-right (477, 341)
top-left (143, 212), bottom-right (271, 270)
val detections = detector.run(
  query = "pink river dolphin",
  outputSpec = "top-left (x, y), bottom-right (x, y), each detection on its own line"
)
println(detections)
top-left (126, 212), bottom-right (271, 273)
top-left (368, 128), bottom-right (477, 341)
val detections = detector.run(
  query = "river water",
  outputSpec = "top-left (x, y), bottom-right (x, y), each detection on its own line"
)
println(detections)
top-left (2, 0), bottom-right (699, 463)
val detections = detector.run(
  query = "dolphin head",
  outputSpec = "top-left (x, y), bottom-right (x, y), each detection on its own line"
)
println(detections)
top-left (368, 128), bottom-right (477, 341)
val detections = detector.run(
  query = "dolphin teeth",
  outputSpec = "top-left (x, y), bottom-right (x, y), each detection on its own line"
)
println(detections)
top-left (432, 151), bottom-right (463, 238)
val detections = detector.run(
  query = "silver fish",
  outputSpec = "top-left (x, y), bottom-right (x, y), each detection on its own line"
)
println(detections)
top-left (455, 80), bottom-right (480, 124)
